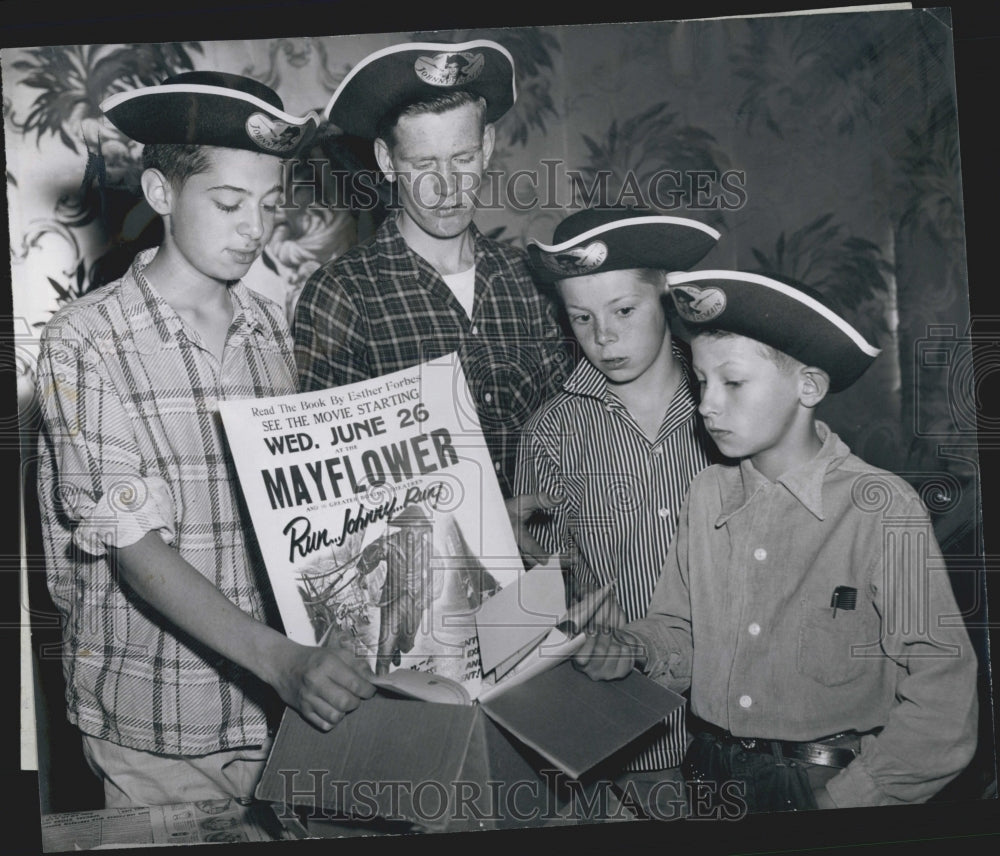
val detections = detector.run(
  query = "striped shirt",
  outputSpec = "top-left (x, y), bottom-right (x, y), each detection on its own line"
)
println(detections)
top-left (514, 342), bottom-right (713, 770)
top-left (292, 215), bottom-right (573, 497)
top-left (36, 248), bottom-right (297, 756)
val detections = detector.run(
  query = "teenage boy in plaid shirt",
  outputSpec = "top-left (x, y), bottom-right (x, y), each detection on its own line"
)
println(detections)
top-left (36, 72), bottom-right (376, 809)
top-left (293, 40), bottom-right (572, 506)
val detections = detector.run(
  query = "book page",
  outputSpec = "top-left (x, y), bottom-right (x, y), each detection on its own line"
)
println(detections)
top-left (477, 584), bottom-right (614, 702)
top-left (218, 355), bottom-right (524, 700)
top-left (371, 669), bottom-right (472, 705)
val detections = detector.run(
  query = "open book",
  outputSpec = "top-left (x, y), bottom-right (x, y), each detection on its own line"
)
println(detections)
top-left (351, 563), bottom-right (683, 781)
top-left (368, 563), bottom-right (613, 705)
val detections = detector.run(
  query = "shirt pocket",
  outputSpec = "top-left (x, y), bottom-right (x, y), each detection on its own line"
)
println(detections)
top-left (797, 599), bottom-right (876, 687)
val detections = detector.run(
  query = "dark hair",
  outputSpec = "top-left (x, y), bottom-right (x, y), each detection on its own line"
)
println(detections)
top-left (141, 143), bottom-right (215, 186)
top-left (375, 91), bottom-right (487, 149)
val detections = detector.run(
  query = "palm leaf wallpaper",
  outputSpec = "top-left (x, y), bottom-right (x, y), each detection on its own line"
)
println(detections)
top-left (5, 13), bottom-right (971, 478)
top-left (4, 8), bottom-right (992, 811)
top-left (4, 10), bottom-right (980, 553)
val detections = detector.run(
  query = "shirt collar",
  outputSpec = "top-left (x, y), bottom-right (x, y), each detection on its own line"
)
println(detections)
top-left (125, 247), bottom-right (267, 352)
top-left (716, 421), bottom-right (851, 525)
top-left (376, 214), bottom-right (489, 276)
top-left (561, 341), bottom-right (700, 439)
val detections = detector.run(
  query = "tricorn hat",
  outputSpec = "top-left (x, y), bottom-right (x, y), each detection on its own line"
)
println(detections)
top-left (324, 40), bottom-right (516, 139)
top-left (666, 269), bottom-right (881, 392)
top-left (527, 207), bottom-right (721, 284)
top-left (101, 70), bottom-right (319, 157)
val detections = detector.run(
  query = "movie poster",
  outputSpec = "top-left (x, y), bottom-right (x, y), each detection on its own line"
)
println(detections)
top-left (218, 355), bottom-right (524, 699)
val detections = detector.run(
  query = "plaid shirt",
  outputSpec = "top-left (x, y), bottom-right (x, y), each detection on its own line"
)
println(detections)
top-left (293, 216), bottom-right (574, 497)
top-left (515, 343), bottom-right (713, 770)
top-left (36, 248), bottom-right (296, 756)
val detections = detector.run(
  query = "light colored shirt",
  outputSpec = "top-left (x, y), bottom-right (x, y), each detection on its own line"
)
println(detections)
top-left (515, 345), bottom-right (713, 770)
top-left (627, 422), bottom-right (979, 806)
top-left (36, 248), bottom-right (297, 756)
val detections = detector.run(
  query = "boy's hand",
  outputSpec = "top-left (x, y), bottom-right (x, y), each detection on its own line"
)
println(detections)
top-left (581, 587), bottom-right (627, 633)
top-left (572, 627), bottom-right (644, 681)
top-left (269, 634), bottom-right (376, 732)
top-left (505, 491), bottom-right (565, 568)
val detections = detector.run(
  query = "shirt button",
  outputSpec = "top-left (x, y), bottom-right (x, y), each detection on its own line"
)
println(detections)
top-left (651, 447), bottom-right (663, 456)
top-left (753, 548), bottom-right (767, 561)
top-left (658, 508), bottom-right (670, 519)
top-left (471, 325), bottom-right (479, 335)
top-left (494, 461), bottom-right (501, 471)
top-left (739, 695), bottom-right (753, 709)
top-left (484, 392), bottom-right (493, 404)
top-left (748, 622), bottom-right (761, 636)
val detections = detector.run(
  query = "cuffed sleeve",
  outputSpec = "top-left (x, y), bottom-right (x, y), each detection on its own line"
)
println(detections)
top-left (70, 475), bottom-right (177, 556)
top-left (37, 317), bottom-right (178, 557)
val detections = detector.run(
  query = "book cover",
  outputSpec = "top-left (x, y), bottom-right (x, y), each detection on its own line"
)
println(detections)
top-left (218, 354), bottom-right (524, 699)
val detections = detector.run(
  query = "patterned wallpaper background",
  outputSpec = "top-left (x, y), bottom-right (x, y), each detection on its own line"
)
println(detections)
top-left (4, 10), bottom-right (976, 545)
top-left (4, 8), bottom-right (992, 810)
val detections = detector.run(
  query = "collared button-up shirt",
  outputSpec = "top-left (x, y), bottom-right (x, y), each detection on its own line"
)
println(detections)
top-left (36, 248), bottom-right (297, 756)
top-left (292, 216), bottom-right (573, 497)
top-left (514, 344), bottom-right (713, 770)
top-left (627, 422), bottom-right (978, 805)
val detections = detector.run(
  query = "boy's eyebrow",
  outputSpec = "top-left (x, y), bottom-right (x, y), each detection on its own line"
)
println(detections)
top-left (401, 144), bottom-right (480, 160)
top-left (207, 183), bottom-right (283, 194)
top-left (563, 292), bottom-right (640, 311)
top-left (706, 359), bottom-right (745, 372)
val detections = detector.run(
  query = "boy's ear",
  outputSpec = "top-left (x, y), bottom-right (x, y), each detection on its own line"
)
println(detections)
top-left (798, 366), bottom-right (830, 408)
top-left (481, 122), bottom-right (496, 170)
top-left (140, 168), bottom-right (173, 216)
top-left (373, 138), bottom-right (395, 182)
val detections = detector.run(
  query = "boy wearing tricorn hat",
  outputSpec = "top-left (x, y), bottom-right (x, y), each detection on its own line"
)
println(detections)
top-left (293, 40), bottom-right (572, 509)
top-left (574, 270), bottom-right (978, 811)
top-left (517, 207), bottom-right (720, 818)
top-left (36, 71), bottom-right (376, 808)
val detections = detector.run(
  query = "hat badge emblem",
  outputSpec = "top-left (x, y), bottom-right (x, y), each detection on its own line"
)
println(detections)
top-left (543, 240), bottom-right (609, 275)
top-left (245, 113), bottom-right (302, 153)
top-left (671, 284), bottom-right (726, 322)
top-left (414, 51), bottom-right (485, 87)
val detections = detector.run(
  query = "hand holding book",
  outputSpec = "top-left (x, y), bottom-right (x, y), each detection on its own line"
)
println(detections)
top-left (571, 592), bottom-right (649, 682)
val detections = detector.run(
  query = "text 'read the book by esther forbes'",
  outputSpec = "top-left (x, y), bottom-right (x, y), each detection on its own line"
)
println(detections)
top-left (217, 354), bottom-right (525, 701)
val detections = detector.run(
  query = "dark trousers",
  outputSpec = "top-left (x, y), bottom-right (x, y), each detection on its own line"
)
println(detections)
top-left (682, 731), bottom-right (846, 816)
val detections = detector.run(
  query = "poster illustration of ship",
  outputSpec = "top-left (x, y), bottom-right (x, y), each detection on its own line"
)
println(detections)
top-left (218, 354), bottom-right (526, 699)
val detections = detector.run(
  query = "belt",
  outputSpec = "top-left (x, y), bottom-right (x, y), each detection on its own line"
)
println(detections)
top-left (701, 728), bottom-right (860, 769)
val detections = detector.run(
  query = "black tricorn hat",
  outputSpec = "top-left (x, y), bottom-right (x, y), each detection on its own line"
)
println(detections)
top-left (666, 269), bottom-right (881, 392)
top-left (100, 70), bottom-right (319, 157)
top-left (527, 207), bottom-right (721, 284)
top-left (324, 40), bottom-right (516, 139)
